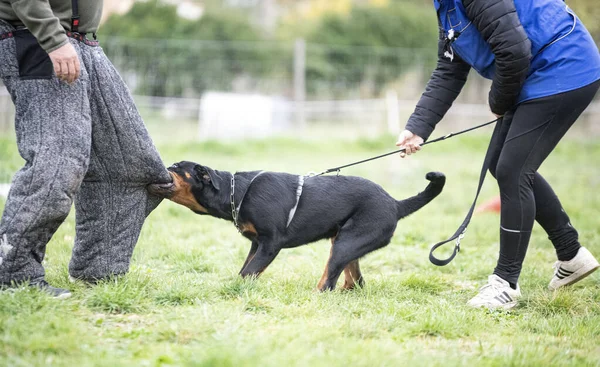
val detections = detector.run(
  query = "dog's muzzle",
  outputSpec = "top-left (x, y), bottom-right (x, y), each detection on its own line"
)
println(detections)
top-left (147, 171), bottom-right (176, 198)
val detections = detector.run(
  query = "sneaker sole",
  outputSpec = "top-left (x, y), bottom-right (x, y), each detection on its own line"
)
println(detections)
top-left (496, 301), bottom-right (518, 310)
top-left (467, 300), bottom-right (519, 310)
top-left (55, 292), bottom-right (73, 300)
top-left (549, 262), bottom-right (600, 291)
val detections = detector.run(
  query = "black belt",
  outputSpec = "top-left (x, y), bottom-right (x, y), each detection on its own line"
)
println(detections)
top-left (66, 31), bottom-right (99, 46)
top-left (0, 30), bottom-right (98, 47)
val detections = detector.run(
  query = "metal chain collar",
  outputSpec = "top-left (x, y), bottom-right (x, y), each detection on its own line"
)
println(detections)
top-left (230, 174), bottom-right (240, 232)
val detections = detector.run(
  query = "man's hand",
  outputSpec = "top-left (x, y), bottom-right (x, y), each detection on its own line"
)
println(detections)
top-left (396, 130), bottom-right (424, 158)
top-left (48, 42), bottom-right (81, 84)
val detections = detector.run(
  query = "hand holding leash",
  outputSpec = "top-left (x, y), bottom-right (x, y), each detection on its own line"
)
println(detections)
top-left (396, 130), bottom-right (424, 158)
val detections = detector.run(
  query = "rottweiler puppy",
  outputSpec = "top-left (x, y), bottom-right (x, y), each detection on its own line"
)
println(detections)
top-left (149, 162), bottom-right (445, 291)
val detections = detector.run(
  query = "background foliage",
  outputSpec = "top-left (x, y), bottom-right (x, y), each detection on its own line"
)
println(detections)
top-left (100, 0), bottom-right (437, 98)
top-left (99, 0), bottom-right (598, 98)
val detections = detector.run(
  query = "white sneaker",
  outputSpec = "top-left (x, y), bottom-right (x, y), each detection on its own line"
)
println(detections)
top-left (548, 247), bottom-right (599, 291)
top-left (467, 274), bottom-right (521, 310)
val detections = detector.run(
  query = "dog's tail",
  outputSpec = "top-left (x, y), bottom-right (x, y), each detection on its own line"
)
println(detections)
top-left (396, 172), bottom-right (445, 220)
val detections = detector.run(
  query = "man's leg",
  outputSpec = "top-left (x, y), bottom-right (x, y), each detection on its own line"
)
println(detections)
top-left (68, 45), bottom-right (170, 281)
top-left (0, 70), bottom-right (91, 285)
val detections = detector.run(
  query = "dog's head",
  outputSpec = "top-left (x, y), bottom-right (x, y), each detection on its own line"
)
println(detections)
top-left (148, 161), bottom-right (226, 214)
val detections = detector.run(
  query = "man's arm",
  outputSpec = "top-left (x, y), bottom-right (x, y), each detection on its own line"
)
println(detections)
top-left (10, 0), bottom-right (68, 53)
top-left (405, 37), bottom-right (472, 141)
top-left (10, 0), bottom-right (80, 83)
top-left (462, 0), bottom-right (532, 116)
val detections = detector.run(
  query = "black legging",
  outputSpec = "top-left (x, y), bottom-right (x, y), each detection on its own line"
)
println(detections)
top-left (488, 79), bottom-right (600, 285)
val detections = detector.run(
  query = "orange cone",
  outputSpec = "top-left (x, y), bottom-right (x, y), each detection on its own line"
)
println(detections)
top-left (476, 195), bottom-right (501, 213)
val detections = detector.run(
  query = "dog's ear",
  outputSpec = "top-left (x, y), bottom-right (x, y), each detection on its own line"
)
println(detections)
top-left (194, 165), bottom-right (222, 191)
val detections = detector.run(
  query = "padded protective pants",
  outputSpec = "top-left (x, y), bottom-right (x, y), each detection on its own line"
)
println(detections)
top-left (0, 21), bottom-right (171, 284)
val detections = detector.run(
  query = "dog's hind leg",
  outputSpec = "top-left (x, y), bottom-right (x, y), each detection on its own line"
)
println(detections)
top-left (239, 242), bottom-right (280, 278)
top-left (342, 260), bottom-right (364, 290)
top-left (239, 241), bottom-right (258, 275)
top-left (317, 243), bottom-right (334, 290)
top-left (318, 217), bottom-right (394, 291)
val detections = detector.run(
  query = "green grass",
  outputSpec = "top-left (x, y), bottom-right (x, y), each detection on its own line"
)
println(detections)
top-left (0, 125), bottom-right (599, 367)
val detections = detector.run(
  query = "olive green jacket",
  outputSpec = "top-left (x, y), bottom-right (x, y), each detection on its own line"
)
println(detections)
top-left (0, 0), bottom-right (103, 52)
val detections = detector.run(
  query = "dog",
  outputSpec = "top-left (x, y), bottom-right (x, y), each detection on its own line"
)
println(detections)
top-left (149, 162), bottom-right (445, 291)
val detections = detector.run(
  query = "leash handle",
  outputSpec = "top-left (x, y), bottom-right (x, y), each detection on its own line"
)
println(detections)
top-left (429, 118), bottom-right (502, 266)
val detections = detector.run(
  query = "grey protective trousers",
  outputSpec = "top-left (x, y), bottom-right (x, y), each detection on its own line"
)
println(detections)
top-left (0, 22), bottom-right (171, 283)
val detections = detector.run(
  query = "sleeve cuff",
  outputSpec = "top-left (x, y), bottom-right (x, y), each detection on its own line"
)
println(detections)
top-left (42, 34), bottom-right (69, 53)
top-left (405, 119), bottom-right (434, 142)
top-left (488, 90), bottom-right (515, 116)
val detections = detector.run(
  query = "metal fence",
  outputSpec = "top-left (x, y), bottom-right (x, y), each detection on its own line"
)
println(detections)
top-left (0, 38), bottom-right (599, 139)
top-left (102, 37), bottom-right (435, 100)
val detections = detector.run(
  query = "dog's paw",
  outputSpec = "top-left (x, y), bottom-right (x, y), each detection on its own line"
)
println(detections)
top-left (425, 171), bottom-right (445, 182)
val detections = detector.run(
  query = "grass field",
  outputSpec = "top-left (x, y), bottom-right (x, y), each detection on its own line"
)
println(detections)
top-left (1, 125), bottom-right (599, 367)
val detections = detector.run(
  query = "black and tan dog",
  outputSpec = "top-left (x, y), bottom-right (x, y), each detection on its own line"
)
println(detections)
top-left (149, 162), bottom-right (445, 291)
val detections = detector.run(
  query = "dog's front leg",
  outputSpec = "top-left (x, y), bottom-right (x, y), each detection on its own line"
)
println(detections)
top-left (239, 241), bottom-right (258, 275)
top-left (239, 243), bottom-right (280, 278)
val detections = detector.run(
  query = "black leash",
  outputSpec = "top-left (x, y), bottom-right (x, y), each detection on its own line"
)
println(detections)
top-left (314, 117), bottom-right (501, 266)
top-left (314, 118), bottom-right (499, 176)
top-left (428, 121), bottom-right (501, 266)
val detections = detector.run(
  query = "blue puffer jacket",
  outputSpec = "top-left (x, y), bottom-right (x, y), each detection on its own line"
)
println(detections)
top-left (406, 0), bottom-right (600, 140)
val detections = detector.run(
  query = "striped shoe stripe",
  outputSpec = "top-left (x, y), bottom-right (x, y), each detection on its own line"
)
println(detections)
top-left (557, 266), bottom-right (574, 276)
top-left (493, 292), bottom-right (514, 304)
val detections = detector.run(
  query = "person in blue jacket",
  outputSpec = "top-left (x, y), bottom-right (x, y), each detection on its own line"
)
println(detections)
top-left (396, 0), bottom-right (600, 309)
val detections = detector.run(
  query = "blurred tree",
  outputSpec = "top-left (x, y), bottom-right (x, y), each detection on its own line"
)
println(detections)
top-left (568, 0), bottom-right (600, 42)
top-left (100, 0), bottom-right (269, 97)
top-left (304, 2), bottom-right (437, 97)
top-left (100, 0), bottom-right (439, 99)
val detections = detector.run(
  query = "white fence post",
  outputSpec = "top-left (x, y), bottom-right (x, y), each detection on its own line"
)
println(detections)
top-left (386, 90), bottom-right (400, 135)
top-left (294, 38), bottom-right (306, 129)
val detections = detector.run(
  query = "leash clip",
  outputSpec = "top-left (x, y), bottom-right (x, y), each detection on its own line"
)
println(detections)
top-left (455, 229), bottom-right (466, 251)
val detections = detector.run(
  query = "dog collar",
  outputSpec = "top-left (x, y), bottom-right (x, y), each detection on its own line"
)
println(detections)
top-left (230, 171), bottom-right (265, 232)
